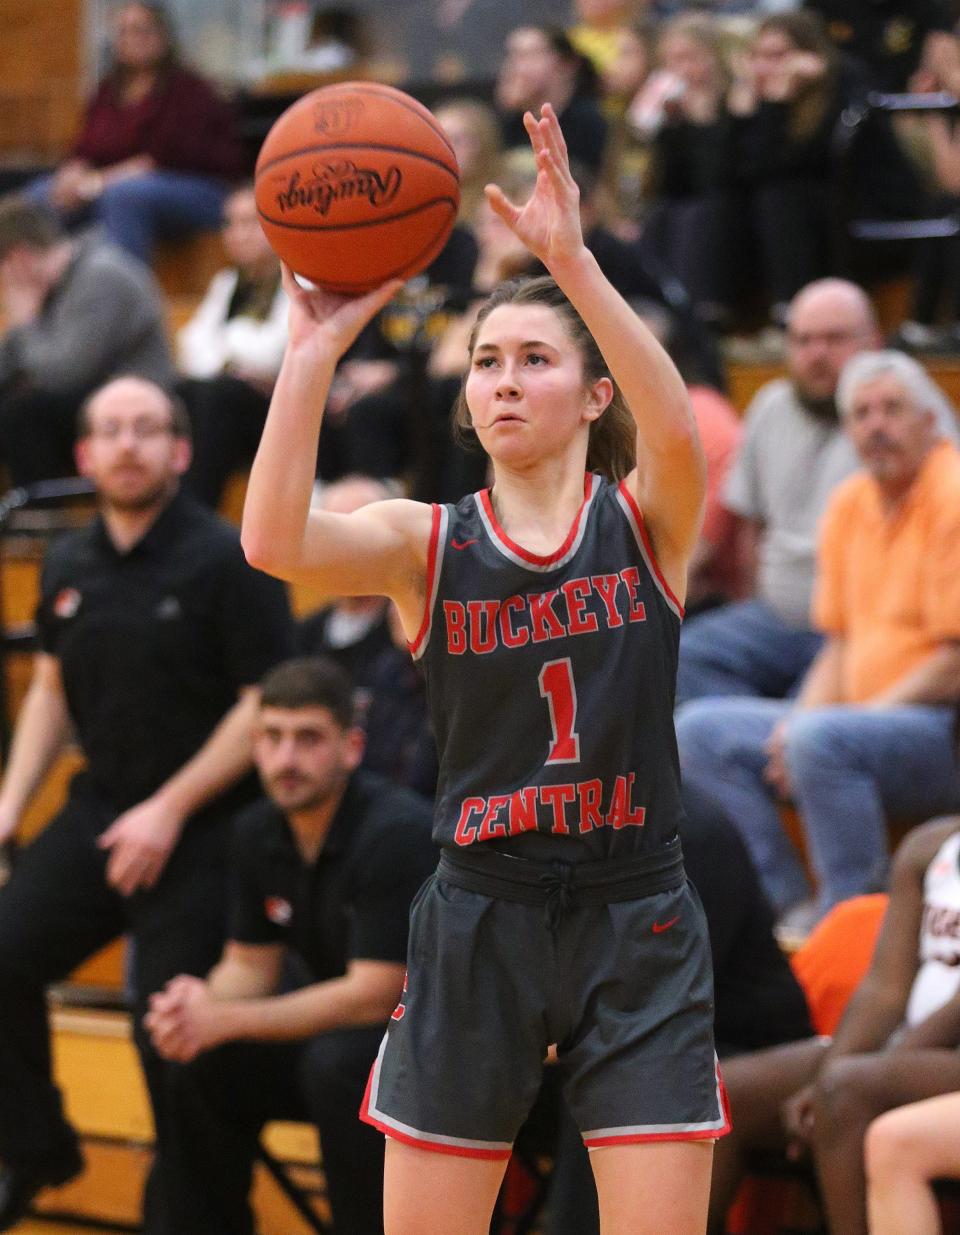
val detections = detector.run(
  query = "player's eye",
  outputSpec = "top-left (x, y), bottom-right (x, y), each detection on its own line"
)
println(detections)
top-left (525, 353), bottom-right (547, 365)
top-left (474, 356), bottom-right (497, 368)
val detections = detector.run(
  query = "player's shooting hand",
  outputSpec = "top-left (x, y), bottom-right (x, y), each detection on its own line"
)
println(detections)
top-left (97, 797), bottom-right (185, 896)
top-left (280, 263), bottom-right (404, 361)
top-left (781, 1084), bottom-right (816, 1160)
top-left (484, 104), bottom-right (587, 273)
top-left (145, 974), bottom-right (229, 1062)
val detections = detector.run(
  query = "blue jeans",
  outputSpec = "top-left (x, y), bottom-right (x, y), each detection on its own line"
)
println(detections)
top-left (24, 170), bottom-right (228, 263)
top-left (675, 599), bottom-right (824, 706)
top-left (675, 698), bottom-right (960, 913)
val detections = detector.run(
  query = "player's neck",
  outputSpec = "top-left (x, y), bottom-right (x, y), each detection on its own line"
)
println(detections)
top-left (490, 456), bottom-right (590, 548)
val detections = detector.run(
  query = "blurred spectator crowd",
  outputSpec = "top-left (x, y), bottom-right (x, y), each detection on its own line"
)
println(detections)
top-left (3, 1), bottom-right (960, 1233)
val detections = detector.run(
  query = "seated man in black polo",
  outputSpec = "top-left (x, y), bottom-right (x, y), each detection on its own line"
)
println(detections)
top-left (0, 376), bottom-right (294, 1232)
top-left (146, 657), bottom-right (436, 1235)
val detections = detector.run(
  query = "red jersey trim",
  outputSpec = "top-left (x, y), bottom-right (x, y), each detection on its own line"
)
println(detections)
top-left (476, 473), bottom-right (597, 572)
top-left (615, 482), bottom-right (685, 619)
top-left (408, 503), bottom-right (447, 661)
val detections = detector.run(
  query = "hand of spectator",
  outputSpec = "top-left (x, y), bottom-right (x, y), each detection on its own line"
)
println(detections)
top-left (50, 159), bottom-right (94, 211)
top-left (0, 252), bottom-right (47, 328)
top-left (325, 358), bottom-right (399, 417)
top-left (280, 263), bottom-right (404, 366)
top-left (474, 204), bottom-right (534, 292)
top-left (97, 797), bottom-right (186, 896)
top-left (626, 70), bottom-right (687, 138)
top-left (762, 52), bottom-right (827, 103)
top-left (924, 32), bottom-right (960, 97)
top-left (727, 50), bottom-right (758, 117)
top-left (762, 718), bottom-right (792, 800)
top-left (782, 1084), bottom-right (816, 1159)
top-left (144, 974), bottom-right (230, 1062)
top-left (224, 363), bottom-right (277, 397)
top-left (680, 85), bottom-right (722, 126)
top-left (484, 105), bottom-right (586, 274)
top-left (103, 155), bottom-right (156, 186)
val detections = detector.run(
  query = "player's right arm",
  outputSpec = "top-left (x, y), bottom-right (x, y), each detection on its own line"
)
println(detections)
top-left (0, 653), bottom-right (72, 844)
top-left (241, 267), bottom-right (434, 634)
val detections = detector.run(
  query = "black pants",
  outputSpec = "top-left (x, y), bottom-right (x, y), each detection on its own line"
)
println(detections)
top-left (749, 179), bottom-right (836, 313)
top-left (176, 375), bottom-right (271, 507)
top-left (0, 783), bottom-right (230, 1234)
top-left (0, 385), bottom-right (90, 486)
top-left (163, 1025), bottom-right (388, 1234)
top-left (640, 194), bottom-right (743, 318)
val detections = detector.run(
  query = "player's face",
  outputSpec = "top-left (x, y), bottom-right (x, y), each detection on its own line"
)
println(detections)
top-left (465, 304), bottom-right (609, 468)
top-left (76, 380), bottom-right (190, 511)
top-left (254, 705), bottom-right (364, 814)
top-left (845, 372), bottom-right (936, 490)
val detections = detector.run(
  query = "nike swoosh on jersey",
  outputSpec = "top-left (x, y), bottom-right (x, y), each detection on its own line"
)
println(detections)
top-left (451, 538), bottom-right (479, 551)
top-left (652, 916), bottom-right (680, 934)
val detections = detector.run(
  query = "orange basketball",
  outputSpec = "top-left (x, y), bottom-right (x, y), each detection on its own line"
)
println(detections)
top-left (254, 82), bottom-right (460, 294)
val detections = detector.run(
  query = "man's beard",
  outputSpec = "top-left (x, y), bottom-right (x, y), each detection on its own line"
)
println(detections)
top-left (103, 476), bottom-right (174, 513)
top-left (792, 382), bottom-right (840, 423)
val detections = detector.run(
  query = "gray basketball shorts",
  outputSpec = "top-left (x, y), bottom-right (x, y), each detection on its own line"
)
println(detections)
top-left (360, 844), bottom-right (730, 1159)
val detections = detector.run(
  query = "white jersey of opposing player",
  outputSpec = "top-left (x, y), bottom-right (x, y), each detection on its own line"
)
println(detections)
top-left (906, 831), bottom-right (960, 1028)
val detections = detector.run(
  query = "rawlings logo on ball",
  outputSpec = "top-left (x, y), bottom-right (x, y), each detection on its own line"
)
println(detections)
top-left (275, 163), bottom-right (403, 217)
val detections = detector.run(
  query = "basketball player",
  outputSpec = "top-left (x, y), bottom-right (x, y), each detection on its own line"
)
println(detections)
top-left (242, 103), bottom-right (724, 1235)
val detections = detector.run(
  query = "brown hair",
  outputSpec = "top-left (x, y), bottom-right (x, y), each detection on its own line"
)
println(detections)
top-left (259, 656), bottom-right (355, 729)
top-left (0, 199), bottom-right (65, 261)
top-left (755, 11), bottom-right (839, 143)
top-left (107, 2), bottom-right (180, 87)
top-left (452, 276), bottom-right (636, 482)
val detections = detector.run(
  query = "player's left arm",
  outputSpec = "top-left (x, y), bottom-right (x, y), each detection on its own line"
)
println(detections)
top-left (486, 105), bottom-right (705, 601)
top-left (553, 247), bottom-right (706, 594)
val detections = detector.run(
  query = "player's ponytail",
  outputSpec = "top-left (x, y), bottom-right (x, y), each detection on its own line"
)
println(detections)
top-left (453, 276), bottom-right (636, 482)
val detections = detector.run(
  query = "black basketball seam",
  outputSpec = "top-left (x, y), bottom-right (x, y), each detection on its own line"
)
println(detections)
top-left (256, 140), bottom-right (459, 180)
top-left (299, 215), bottom-right (456, 292)
top-left (301, 81), bottom-right (458, 161)
top-left (258, 196), bottom-right (458, 233)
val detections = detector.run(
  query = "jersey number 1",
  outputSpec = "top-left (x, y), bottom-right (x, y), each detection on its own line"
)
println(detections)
top-left (538, 657), bottom-right (581, 764)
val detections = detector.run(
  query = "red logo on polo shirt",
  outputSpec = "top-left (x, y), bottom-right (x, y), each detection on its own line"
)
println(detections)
top-left (53, 588), bottom-right (82, 619)
top-left (264, 896), bottom-right (293, 925)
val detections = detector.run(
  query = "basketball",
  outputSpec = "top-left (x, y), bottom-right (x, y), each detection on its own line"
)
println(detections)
top-left (254, 82), bottom-right (460, 294)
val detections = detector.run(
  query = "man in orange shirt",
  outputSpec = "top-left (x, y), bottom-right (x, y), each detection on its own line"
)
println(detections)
top-left (676, 350), bottom-right (960, 934)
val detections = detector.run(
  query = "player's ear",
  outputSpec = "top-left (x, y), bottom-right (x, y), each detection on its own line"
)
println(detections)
top-left (584, 376), bottom-right (614, 422)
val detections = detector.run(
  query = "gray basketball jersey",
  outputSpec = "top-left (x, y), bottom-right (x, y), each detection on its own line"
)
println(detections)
top-left (411, 473), bottom-right (686, 858)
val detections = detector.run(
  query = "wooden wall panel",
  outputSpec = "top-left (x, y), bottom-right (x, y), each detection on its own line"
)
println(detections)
top-left (0, 0), bottom-right (85, 157)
